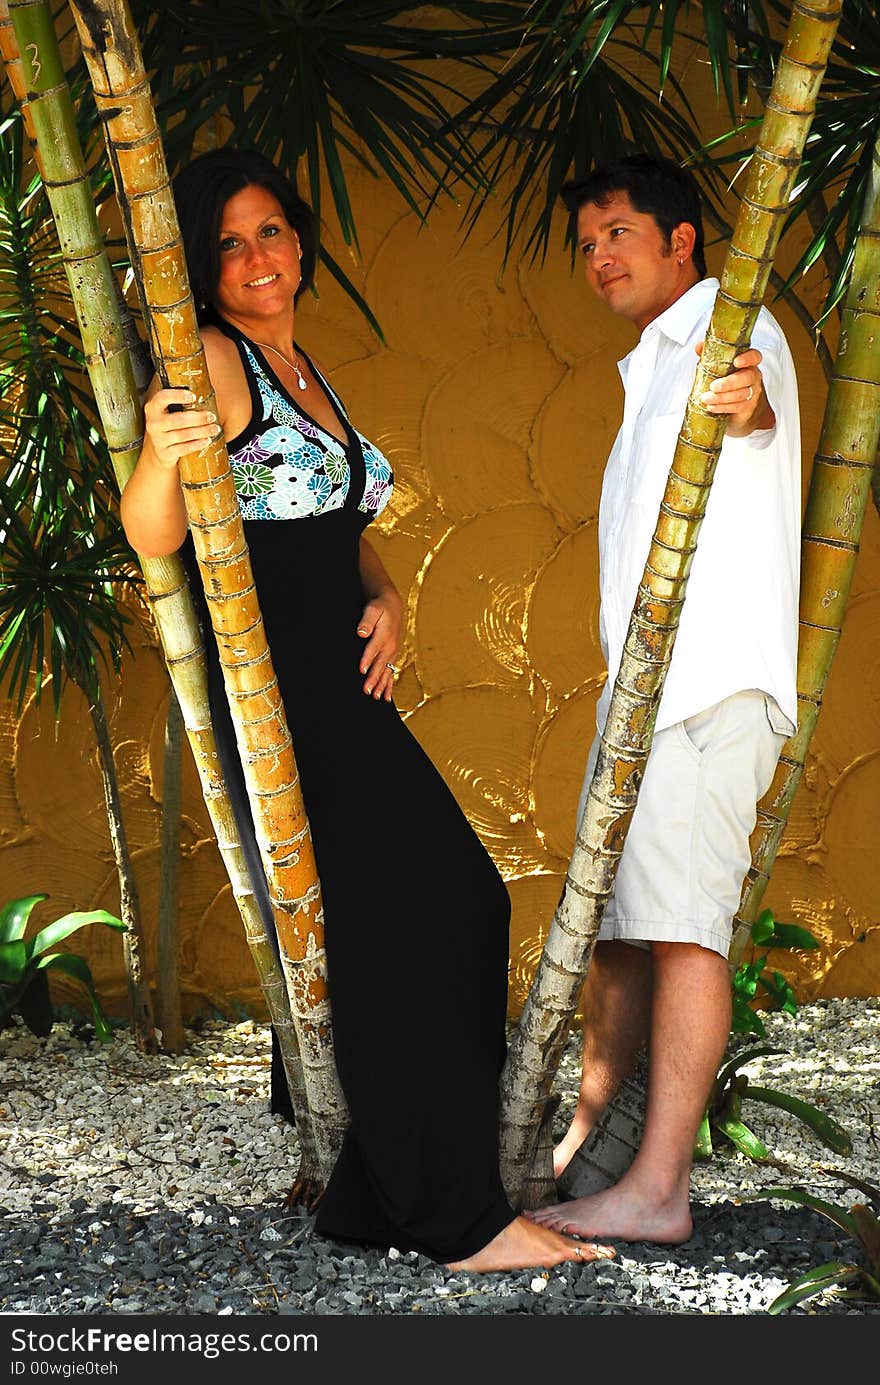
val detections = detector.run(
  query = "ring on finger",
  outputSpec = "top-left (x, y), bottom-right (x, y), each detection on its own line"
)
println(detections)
top-left (746, 384), bottom-right (754, 401)
top-left (386, 662), bottom-right (398, 675)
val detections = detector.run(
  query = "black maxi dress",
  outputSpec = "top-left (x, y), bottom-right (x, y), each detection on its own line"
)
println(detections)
top-left (182, 319), bottom-right (516, 1262)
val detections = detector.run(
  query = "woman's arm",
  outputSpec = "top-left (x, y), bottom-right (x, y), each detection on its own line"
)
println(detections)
top-left (119, 330), bottom-right (242, 557)
top-left (119, 383), bottom-right (218, 556)
top-left (357, 537), bottom-right (403, 701)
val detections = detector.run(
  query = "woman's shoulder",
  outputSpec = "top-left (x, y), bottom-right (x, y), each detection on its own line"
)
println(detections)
top-left (200, 322), bottom-right (240, 365)
top-left (199, 323), bottom-right (251, 431)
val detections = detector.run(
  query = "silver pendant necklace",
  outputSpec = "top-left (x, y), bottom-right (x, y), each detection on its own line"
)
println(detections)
top-left (252, 338), bottom-right (308, 390)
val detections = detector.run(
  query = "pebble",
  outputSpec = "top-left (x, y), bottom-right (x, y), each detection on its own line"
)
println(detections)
top-left (1, 1000), bottom-right (878, 1316)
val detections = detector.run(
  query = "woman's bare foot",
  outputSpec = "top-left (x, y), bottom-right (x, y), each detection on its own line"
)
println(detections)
top-left (526, 1182), bottom-right (693, 1245)
top-left (445, 1215), bottom-right (615, 1273)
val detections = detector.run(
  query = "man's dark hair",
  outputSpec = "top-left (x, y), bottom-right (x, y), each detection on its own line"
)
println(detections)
top-left (562, 155), bottom-right (707, 278)
top-left (172, 147), bottom-right (316, 319)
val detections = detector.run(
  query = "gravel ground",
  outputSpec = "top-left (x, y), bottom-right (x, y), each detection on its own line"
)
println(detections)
top-left (1, 997), bottom-right (878, 1317)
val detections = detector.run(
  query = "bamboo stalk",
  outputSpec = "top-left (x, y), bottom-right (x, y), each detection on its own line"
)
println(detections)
top-left (64, 0), bottom-right (347, 1172)
top-left (731, 126), bottom-right (880, 962)
top-left (4, 0), bottom-right (156, 1051)
top-left (499, 0), bottom-right (844, 1202)
top-left (2, 0), bottom-right (329, 1190)
top-left (156, 687), bottom-right (185, 1054)
top-left (86, 678), bottom-right (155, 1049)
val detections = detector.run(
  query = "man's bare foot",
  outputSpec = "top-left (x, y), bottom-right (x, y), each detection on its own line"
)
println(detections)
top-left (445, 1215), bottom-right (615, 1273)
top-left (526, 1183), bottom-right (693, 1245)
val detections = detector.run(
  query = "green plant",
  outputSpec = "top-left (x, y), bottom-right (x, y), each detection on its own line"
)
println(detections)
top-left (695, 1040), bottom-right (853, 1162)
top-left (749, 1174), bottom-right (880, 1312)
top-left (0, 892), bottom-right (127, 1042)
top-left (0, 88), bottom-right (156, 1051)
top-left (694, 910), bottom-right (852, 1161)
top-left (732, 907), bottom-right (820, 1039)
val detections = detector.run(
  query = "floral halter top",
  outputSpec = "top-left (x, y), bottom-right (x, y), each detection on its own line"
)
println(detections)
top-left (227, 339), bottom-right (393, 522)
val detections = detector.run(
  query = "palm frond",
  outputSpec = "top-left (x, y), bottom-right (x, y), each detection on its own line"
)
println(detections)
top-left (697, 1), bottom-right (880, 321)
top-left (0, 97), bottom-right (137, 718)
top-left (127, 0), bottom-right (491, 328)
top-left (435, 0), bottom-right (762, 263)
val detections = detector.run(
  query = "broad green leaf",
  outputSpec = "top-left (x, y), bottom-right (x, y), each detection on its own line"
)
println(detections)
top-left (733, 957), bottom-right (765, 999)
top-left (0, 939), bottom-right (28, 986)
top-left (35, 952), bottom-right (115, 1043)
top-left (751, 911), bottom-right (775, 946)
top-left (694, 1112), bottom-right (713, 1160)
top-left (14, 966), bottom-right (53, 1037)
top-left (715, 1044), bottom-right (784, 1093)
top-left (757, 971), bottom-right (797, 1015)
top-left (28, 909), bottom-right (126, 961)
top-left (767, 1261), bottom-right (859, 1315)
top-left (745, 1086), bottom-right (853, 1156)
top-left (764, 922), bottom-right (820, 951)
top-left (714, 1114), bottom-right (770, 1161)
top-left (0, 893), bottom-right (47, 943)
top-left (749, 1187), bottom-right (859, 1238)
top-left (730, 994), bottom-right (765, 1038)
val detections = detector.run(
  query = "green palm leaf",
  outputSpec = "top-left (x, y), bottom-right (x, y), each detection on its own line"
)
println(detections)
top-left (440, 0), bottom-right (776, 263)
top-left (699, 1), bottom-right (880, 321)
top-left (0, 479), bottom-right (137, 714)
top-left (126, 0), bottom-right (488, 328)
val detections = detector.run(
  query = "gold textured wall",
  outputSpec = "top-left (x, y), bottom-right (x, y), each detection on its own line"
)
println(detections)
top-left (3, 98), bottom-right (879, 1022)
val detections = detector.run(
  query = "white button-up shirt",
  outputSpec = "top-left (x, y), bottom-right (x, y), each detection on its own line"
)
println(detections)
top-left (595, 277), bottom-right (801, 736)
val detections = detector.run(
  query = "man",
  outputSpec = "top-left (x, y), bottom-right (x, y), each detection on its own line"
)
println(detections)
top-left (529, 155), bottom-right (800, 1244)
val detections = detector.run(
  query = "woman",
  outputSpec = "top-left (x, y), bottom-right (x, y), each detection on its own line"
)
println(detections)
top-left (120, 148), bottom-right (612, 1272)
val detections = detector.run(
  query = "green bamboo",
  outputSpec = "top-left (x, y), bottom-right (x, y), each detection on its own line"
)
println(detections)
top-left (499, 0), bottom-right (844, 1203)
top-left (65, 0), bottom-right (347, 1177)
top-left (1, 0), bottom-right (325, 1192)
top-left (731, 125), bottom-right (880, 962)
top-left (4, 0), bottom-right (156, 1053)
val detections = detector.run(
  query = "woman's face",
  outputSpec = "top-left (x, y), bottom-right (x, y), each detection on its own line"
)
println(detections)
top-left (212, 183), bottom-right (301, 324)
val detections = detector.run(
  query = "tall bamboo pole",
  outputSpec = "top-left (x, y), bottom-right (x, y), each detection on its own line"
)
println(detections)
top-left (156, 688), bottom-right (184, 1054)
top-left (731, 126), bottom-right (880, 962)
top-left (1, 0), bottom-right (335, 1193)
top-left (499, 0), bottom-right (844, 1203)
top-left (63, 0), bottom-right (347, 1174)
top-left (2, 0), bottom-right (156, 1052)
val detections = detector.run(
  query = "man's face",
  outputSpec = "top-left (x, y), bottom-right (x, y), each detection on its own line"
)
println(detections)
top-left (576, 190), bottom-right (688, 331)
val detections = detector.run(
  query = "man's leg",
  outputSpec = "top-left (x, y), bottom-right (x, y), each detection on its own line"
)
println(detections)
top-left (531, 938), bottom-right (730, 1243)
top-left (553, 940), bottom-right (653, 1180)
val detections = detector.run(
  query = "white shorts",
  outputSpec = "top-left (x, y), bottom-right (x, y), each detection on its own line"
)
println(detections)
top-left (575, 690), bottom-right (791, 958)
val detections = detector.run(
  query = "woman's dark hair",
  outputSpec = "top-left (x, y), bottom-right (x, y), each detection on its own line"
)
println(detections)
top-left (561, 154), bottom-right (707, 278)
top-left (172, 147), bottom-right (317, 318)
